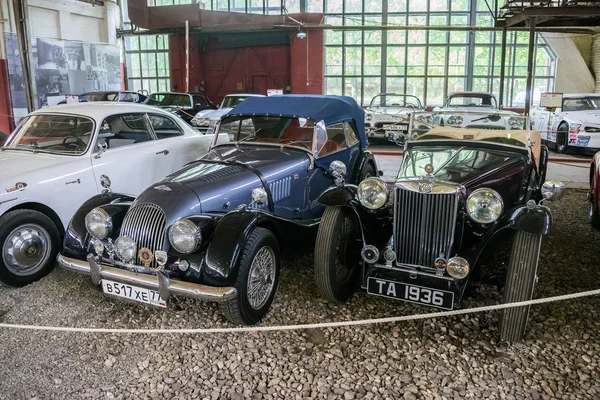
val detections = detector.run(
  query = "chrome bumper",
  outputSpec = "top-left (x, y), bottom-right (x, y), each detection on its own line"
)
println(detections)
top-left (57, 254), bottom-right (237, 303)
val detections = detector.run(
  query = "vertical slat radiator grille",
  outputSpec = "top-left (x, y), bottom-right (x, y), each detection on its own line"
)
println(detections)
top-left (394, 185), bottom-right (458, 267)
top-left (119, 203), bottom-right (166, 267)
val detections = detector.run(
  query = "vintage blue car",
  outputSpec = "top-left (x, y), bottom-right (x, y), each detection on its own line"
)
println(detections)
top-left (57, 95), bottom-right (378, 325)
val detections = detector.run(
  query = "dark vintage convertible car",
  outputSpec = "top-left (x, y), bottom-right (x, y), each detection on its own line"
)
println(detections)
top-left (313, 110), bottom-right (564, 341)
top-left (57, 95), bottom-right (378, 325)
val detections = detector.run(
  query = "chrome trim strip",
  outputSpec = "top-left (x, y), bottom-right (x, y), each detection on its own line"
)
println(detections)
top-left (57, 254), bottom-right (237, 302)
top-left (372, 262), bottom-right (455, 282)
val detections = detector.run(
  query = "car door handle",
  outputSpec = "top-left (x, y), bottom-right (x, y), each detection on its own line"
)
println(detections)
top-left (156, 150), bottom-right (169, 155)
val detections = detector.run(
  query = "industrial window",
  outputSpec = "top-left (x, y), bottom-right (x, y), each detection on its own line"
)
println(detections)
top-left (124, 35), bottom-right (171, 94)
top-left (122, 0), bottom-right (556, 107)
top-left (319, 0), bottom-right (556, 107)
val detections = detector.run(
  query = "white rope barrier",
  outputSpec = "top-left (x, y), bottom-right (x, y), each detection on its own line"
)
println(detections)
top-left (0, 288), bottom-right (598, 334)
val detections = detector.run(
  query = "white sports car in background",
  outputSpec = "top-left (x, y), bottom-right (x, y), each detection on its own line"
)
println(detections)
top-left (434, 92), bottom-right (521, 129)
top-left (0, 102), bottom-right (213, 287)
top-left (191, 93), bottom-right (265, 133)
top-left (364, 93), bottom-right (424, 142)
top-left (530, 93), bottom-right (600, 153)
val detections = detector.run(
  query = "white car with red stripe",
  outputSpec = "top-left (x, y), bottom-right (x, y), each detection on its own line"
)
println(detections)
top-left (530, 93), bottom-right (600, 153)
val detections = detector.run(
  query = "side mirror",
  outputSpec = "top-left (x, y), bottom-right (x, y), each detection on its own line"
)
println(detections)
top-left (541, 180), bottom-right (565, 201)
top-left (94, 141), bottom-right (108, 159)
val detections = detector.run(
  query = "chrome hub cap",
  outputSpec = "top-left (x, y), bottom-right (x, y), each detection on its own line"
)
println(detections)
top-left (247, 246), bottom-right (276, 310)
top-left (2, 224), bottom-right (51, 276)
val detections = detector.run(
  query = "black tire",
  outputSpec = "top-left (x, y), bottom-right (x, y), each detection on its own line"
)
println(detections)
top-left (220, 227), bottom-right (280, 325)
top-left (556, 123), bottom-right (569, 154)
top-left (589, 178), bottom-right (600, 230)
top-left (359, 162), bottom-right (375, 182)
top-left (0, 209), bottom-right (60, 287)
top-left (314, 206), bottom-right (362, 303)
top-left (500, 231), bottom-right (542, 342)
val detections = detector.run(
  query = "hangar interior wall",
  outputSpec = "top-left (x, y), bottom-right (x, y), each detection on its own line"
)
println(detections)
top-left (0, 0), bottom-right (120, 133)
top-left (542, 32), bottom-right (595, 94)
top-left (169, 30), bottom-right (323, 104)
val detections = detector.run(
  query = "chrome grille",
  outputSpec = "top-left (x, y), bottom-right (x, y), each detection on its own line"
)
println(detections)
top-left (394, 181), bottom-right (459, 267)
top-left (119, 203), bottom-right (166, 267)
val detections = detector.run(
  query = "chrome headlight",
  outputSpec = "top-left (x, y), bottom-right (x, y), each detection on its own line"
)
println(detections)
top-left (466, 188), bottom-right (503, 224)
top-left (447, 257), bottom-right (470, 279)
top-left (446, 115), bottom-right (464, 125)
top-left (85, 208), bottom-right (112, 239)
top-left (169, 219), bottom-right (201, 254)
top-left (200, 118), bottom-right (211, 126)
top-left (541, 180), bottom-right (565, 201)
top-left (358, 178), bottom-right (389, 210)
top-left (365, 113), bottom-right (373, 121)
top-left (115, 236), bottom-right (137, 262)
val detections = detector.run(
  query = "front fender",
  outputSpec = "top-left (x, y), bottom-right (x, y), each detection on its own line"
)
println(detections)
top-left (506, 205), bottom-right (552, 235)
top-left (318, 185), bottom-right (358, 206)
top-left (63, 192), bottom-right (135, 259)
top-left (203, 209), bottom-right (262, 286)
top-left (351, 151), bottom-right (378, 183)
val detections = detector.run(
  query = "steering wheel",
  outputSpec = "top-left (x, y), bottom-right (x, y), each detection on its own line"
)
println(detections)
top-left (62, 136), bottom-right (86, 148)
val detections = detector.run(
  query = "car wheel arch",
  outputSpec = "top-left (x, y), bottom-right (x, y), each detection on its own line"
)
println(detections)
top-left (5, 202), bottom-right (65, 238)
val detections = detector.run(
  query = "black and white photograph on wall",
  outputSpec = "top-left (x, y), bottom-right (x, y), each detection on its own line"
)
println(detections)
top-left (4, 33), bottom-right (27, 123)
top-left (32, 37), bottom-right (120, 108)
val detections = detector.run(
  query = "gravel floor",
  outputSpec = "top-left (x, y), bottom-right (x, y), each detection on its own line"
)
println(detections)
top-left (0, 190), bottom-right (599, 399)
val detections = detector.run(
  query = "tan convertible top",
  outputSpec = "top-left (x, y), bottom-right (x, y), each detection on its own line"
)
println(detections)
top-left (414, 126), bottom-right (541, 168)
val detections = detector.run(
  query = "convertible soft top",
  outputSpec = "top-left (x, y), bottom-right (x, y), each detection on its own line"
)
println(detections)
top-left (223, 94), bottom-right (367, 148)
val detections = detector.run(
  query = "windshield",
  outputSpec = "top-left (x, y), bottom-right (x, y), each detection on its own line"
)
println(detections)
top-left (400, 147), bottom-right (517, 180)
top-left (214, 116), bottom-right (316, 152)
top-left (369, 94), bottom-right (422, 109)
top-left (6, 114), bottom-right (94, 155)
top-left (146, 93), bottom-right (192, 108)
top-left (446, 94), bottom-right (498, 108)
top-left (221, 96), bottom-right (251, 108)
top-left (407, 111), bottom-right (529, 148)
top-left (562, 97), bottom-right (600, 111)
top-left (80, 92), bottom-right (118, 102)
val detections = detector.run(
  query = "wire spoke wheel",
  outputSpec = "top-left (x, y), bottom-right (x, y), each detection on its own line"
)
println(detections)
top-left (247, 246), bottom-right (276, 310)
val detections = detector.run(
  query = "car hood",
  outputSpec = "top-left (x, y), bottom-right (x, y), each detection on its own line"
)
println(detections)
top-left (366, 106), bottom-right (413, 115)
top-left (194, 108), bottom-right (232, 120)
top-left (0, 150), bottom-right (80, 182)
top-left (137, 145), bottom-right (310, 222)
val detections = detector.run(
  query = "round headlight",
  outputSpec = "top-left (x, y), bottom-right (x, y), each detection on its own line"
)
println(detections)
top-left (467, 188), bottom-right (504, 224)
top-left (115, 236), bottom-right (137, 262)
top-left (85, 208), bottom-right (112, 239)
top-left (447, 257), bottom-right (470, 279)
top-left (169, 219), bottom-right (201, 254)
top-left (358, 178), bottom-right (389, 210)
top-left (201, 118), bottom-right (211, 126)
top-left (365, 113), bottom-right (373, 121)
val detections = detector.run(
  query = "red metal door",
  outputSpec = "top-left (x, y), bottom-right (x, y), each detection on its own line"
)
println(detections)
top-left (201, 44), bottom-right (289, 103)
top-left (251, 75), bottom-right (268, 95)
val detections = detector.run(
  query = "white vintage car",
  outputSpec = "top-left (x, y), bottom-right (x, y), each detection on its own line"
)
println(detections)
top-left (433, 92), bottom-right (521, 129)
top-left (364, 93), bottom-right (424, 142)
top-left (530, 93), bottom-right (600, 153)
top-left (0, 102), bottom-right (213, 286)
top-left (190, 93), bottom-right (265, 133)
